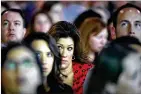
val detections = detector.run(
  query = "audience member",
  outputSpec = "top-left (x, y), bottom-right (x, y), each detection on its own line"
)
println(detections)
top-left (2, 42), bottom-right (42, 94)
top-left (49, 21), bottom-right (93, 94)
top-left (84, 36), bottom-right (141, 94)
top-left (23, 32), bottom-right (73, 94)
top-left (29, 11), bottom-right (52, 34)
top-left (113, 3), bottom-right (141, 42)
top-left (79, 18), bottom-right (108, 63)
top-left (1, 9), bottom-right (26, 47)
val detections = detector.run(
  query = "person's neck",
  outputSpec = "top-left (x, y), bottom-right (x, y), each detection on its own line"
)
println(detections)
top-left (60, 61), bottom-right (74, 87)
top-left (60, 61), bottom-right (73, 76)
top-left (43, 77), bottom-right (50, 92)
top-left (87, 51), bottom-right (95, 63)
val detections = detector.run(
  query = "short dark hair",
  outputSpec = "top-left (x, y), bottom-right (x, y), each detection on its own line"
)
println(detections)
top-left (1, 8), bottom-right (26, 28)
top-left (110, 36), bottom-right (141, 46)
top-left (49, 21), bottom-right (81, 62)
top-left (73, 9), bottom-right (102, 29)
top-left (113, 3), bottom-right (141, 28)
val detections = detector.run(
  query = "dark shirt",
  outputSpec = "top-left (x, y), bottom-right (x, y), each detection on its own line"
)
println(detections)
top-left (37, 83), bottom-right (73, 94)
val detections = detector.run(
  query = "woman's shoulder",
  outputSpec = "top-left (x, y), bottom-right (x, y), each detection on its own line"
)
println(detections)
top-left (72, 61), bottom-right (94, 68)
top-left (72, 61), bottom-right (94, 76)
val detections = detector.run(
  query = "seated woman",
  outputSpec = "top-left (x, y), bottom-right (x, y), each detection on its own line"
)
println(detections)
top-left (84, 36), bottom-right (141, 94)
top-left (23, 32), bottom-right (73, 94)
top-left (79, 17), bottom-right (108, 63)
top-left (48, 21), bottom-right (93, 94)
top-left (2, 42), bottom-right (42, 94)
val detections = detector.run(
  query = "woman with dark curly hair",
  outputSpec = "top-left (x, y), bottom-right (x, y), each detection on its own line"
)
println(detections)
top-left (48, 21), bottom-right (93, 94)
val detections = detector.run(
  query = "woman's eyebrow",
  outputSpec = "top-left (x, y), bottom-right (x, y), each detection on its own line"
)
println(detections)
top-left (68, 44), bottom-right (74, 46)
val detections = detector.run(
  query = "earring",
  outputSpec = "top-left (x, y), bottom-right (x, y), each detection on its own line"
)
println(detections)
top-left (72, 55), bottom-right (75, 60)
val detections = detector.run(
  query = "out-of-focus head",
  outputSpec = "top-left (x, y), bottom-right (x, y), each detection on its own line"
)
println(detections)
top-left (73, 9), bottom-right (102, 30)
top-left (49, 21), bottom-right (80, 69)
top-left (115, 52), bottom-right (141, 94)
top-left (113, 3), bottom-right (141, 41)
top-left (30, 11), bottom-right (52, 33)
top-left (23, 32), bottom-right (61, 78)
top-left (49, 3), bottom-right (63, 23)
top-left (79, 18), bottom-right (108, 62)
top-left (2, 42), bottom-right (42, 94)
top-left (1, 9), bottom-right (26, 43)
top-left (88, 36), bottom-right (141, 94)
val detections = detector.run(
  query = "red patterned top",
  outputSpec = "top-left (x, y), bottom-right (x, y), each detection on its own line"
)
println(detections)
top-left (72, 61), bottom-right (94, 94)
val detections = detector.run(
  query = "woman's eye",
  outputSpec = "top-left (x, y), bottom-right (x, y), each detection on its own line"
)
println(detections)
top-left (23, 59), bottom-right (32, 68)
top-left (47, 52), bottom-right (53, 57)
top-left (5, 61), bottom-right (16, 70)
top-left (96, 35), bottom-right (102, 39)
top-left (67, 47), bottom-right (73, 51)
top-left (57, 46), bottom-right (62, 50)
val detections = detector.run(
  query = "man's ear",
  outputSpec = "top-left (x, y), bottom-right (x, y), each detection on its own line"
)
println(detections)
top-left (23, 28), bottom-right (26, 38)
top-left (111, 27), bottom-right (116, 40)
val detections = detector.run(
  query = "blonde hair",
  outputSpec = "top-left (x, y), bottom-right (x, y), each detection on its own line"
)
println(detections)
top-left (79, 17), bottom-right (106, 62)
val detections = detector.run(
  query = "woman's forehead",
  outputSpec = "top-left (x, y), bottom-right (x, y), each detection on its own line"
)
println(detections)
top-left (57, 37), bottom-right (74, 45)
top-left (7, 46), bottom-right (35, 60)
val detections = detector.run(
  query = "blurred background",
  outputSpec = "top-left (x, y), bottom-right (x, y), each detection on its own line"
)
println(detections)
top-left (1, 1), bottom-right (141, 27)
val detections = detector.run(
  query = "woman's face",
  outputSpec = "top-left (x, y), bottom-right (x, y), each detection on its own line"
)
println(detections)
top-left (34, 13), bottom-right (52, 33)
top-left (31, 39), bottom-right (54, 77)
top-left (57, 37), bottom-right (74, 70)
top-left (2, 46), bottom-right (41, 94)
top-left (89, 28), bottom-right (108, 52)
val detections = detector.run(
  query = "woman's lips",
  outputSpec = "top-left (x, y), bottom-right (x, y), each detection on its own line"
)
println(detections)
top-left (61, 60), bottom-right (67, 64)
top-left (42, 66), bottom-right (48, 72)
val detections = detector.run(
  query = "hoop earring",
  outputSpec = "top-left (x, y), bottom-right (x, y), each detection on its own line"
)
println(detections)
top-left (72, 55), bottom-right (75, 60)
